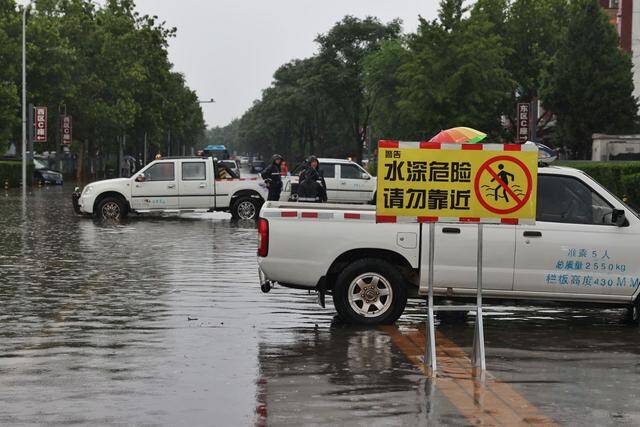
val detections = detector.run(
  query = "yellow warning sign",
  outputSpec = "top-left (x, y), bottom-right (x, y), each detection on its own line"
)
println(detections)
top-left (375, 142), bottom-right (538, 223)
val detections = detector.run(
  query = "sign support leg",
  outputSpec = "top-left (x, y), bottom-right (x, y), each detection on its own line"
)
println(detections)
top-left (425, 222), bottom-right (437, 375)
top-left (471, 223), bottom-right (486, 371)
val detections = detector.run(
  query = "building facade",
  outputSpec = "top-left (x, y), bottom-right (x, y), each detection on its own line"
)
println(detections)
top-left (600, 0), bottom-right (640, 100)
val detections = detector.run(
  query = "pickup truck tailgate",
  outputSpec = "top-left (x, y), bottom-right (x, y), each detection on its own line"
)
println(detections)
top-left (258, 202), bottom-right (420, 288)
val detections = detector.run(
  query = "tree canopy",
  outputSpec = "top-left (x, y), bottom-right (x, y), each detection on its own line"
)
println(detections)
top-left (541, 0), bottom-right (638, 158)
top-left (0, 0), bottom-right (205, 177)
top-left (212, 0), bottom-right (637, 163)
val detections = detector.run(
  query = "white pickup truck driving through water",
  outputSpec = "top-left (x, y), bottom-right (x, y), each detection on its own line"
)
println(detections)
top-left (73, 156), bottom-right (267, 220)
top-left (258, 165), bottom-right (640, 325)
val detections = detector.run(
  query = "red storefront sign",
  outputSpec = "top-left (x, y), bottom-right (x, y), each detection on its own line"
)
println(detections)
top-left (516, 103), bottom-right (530, 143)
top-left (34, 106), bottom-right (47, 142)
top-left (61, 115), bottom-right (72, 146)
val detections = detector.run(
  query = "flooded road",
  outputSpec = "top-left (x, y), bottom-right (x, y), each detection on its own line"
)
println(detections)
top-left (1, 184), bottom-right (640, 426)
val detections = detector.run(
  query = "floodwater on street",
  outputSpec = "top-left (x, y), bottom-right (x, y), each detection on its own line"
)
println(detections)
top-left (1, 182), bottom-right (640, 426)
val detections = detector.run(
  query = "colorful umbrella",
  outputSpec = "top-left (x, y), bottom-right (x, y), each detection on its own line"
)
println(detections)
top-left (429, 127), bottom-right (487, 144)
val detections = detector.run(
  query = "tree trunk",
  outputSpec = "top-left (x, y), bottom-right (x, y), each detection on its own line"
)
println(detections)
top-left (353, 124), bottom-right (363, 164)
top-left (76, 140), bottom-right (85, 183)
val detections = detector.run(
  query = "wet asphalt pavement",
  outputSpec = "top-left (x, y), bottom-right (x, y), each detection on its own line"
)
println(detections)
top-left (1, 181), bottom-right (640, 426)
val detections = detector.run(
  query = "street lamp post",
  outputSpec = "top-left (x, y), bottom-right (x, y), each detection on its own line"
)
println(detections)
top-left (21, 3), bottom-right (27, 194)
top-left (193, 98), bottom-right (215, 155)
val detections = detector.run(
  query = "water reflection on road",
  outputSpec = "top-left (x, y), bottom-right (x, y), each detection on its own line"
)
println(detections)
top-left (1, 185), bottom-right (640, 425)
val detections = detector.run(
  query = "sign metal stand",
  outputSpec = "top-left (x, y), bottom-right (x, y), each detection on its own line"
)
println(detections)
top-left (375, 139), bottom-right (539, 377)
top-left (424, 222), bottom-right (486, 375)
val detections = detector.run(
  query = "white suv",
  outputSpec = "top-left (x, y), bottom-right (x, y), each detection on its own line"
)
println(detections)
top-left (283, 158), bottom-right (376, 204)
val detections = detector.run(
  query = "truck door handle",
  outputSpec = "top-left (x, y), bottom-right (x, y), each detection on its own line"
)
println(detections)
top-left (199, 183), bottom-right (206, 188)
top-left (442, 227), bottom-right (460, 234)
top-left (167, 184), bottom-right (176, 189)
top-left (523, 231), bottom-right (542, 237)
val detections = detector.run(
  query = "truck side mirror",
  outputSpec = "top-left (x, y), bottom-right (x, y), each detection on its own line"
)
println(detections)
top-left (361, 173), bottom-right (371, 180)
top-left (135, 173), bottom-right (145, 182)
top-left (612, 209), bottom-right (626, 227)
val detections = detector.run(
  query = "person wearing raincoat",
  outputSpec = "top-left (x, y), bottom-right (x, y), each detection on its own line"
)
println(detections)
top-left (297, 155), bottom-right (327, 203)
top-left (261, 154), bottom-right (284, 201)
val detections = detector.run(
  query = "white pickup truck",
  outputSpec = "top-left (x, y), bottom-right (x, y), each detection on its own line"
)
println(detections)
top-left (72, 156), bottom-right (267, 220)
top-left (258, 165), bottom-right (640, 325)
top-left (282, 158), bottom-right (377, 204)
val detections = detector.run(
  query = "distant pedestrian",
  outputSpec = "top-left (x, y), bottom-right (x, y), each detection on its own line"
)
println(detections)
top-left (261, 154), bottom-right (284, 201)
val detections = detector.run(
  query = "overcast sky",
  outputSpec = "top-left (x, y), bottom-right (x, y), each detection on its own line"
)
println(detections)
top-left (133, 0), bottom-right (439, 128)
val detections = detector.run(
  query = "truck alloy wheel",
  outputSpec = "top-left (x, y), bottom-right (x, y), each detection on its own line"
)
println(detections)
top-left (347, 273), bottom-right (393, 318)
top-left (332, 258), bottom-right (407, 325)
top-left (98, 197), bottom-right (124, 220)
top-left (625, 298), bottom-right (640, 325)
top-left (232, 196), bottom-right (259, 220)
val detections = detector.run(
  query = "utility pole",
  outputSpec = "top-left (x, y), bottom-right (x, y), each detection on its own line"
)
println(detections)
top-left (21, 3), bottom-right (27, 194)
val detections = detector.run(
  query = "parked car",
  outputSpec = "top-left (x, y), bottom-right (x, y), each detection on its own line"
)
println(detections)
top-left (250, 160), bottom-right (266, 174)
top-left (73, 156), bottom-right (267, 220)
top-left (258, 165), bottom-right (640, 325)
top-left (282, 158), bottom-right (376, 204)
top-left (33, 158), bottom-right (63, 185)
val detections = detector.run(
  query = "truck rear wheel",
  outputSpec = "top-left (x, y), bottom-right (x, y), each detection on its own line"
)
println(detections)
top-left (625, 297), bottom-right (640, 325)
top-left (332, 258), bottom-right (407, 325)
top-left (97, 196), bottom-right (127, 221)
top-left (231, 196), bottom-right (260, 220)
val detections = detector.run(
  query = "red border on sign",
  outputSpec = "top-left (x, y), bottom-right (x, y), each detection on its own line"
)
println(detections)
top-left (473, 155), bottom-right (533, 215)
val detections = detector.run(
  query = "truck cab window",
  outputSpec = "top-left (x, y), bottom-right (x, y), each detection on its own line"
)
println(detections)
top-left (182, 162), bottom-right (206, 180)
top-left (319, 163), bottom-right (335, 178)
top-left (537, 175), bottom-right (614, 225)
top-left (145, 163), bottom-right (175, 181)
top-left (341, 164), bottom-right (365, 179)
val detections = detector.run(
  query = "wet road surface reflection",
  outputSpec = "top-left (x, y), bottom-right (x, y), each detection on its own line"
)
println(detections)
top-left (1, 185), bottom-right (640, 425)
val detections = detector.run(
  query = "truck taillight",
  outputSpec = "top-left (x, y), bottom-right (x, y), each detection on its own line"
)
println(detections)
top-left (258, 218), bottom-right (269, 257)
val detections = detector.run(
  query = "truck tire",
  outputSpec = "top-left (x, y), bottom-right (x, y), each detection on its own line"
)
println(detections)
top-left (332, 258), bottom-right (407, 325)
top-left (97, 196), bottom-right (126, 221)
top-left (625, 297), bottom-right (640, 325)
top-left (231, 196), bottom-right (260, 220)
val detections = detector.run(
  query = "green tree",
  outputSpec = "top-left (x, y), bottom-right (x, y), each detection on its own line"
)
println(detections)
top-left (0, 0), bottom-right (19, 152)
top-left (394, 0), bottom-right (514, 140)
top-left (234, 56), bottom-right (351, 163)
top-left (362, 38), bottom-right (415, 140)
top-left (505, 0), bottom-right (568, 138)
top-left (315, 16), bottom-right (401, 162)
top-left (541, 0), bottom-right (638, 159)
top-left (0, 0), bottom-right (204, 176)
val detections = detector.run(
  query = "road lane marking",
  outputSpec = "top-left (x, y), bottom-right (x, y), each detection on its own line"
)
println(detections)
top-left (381, 325), bottom-right (558, 427)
